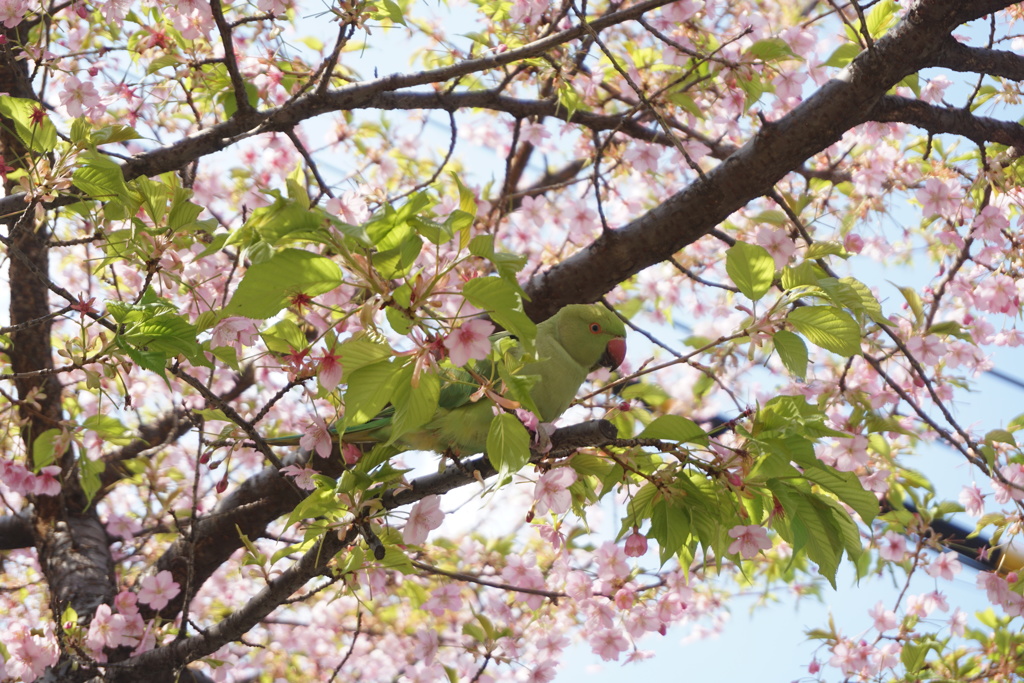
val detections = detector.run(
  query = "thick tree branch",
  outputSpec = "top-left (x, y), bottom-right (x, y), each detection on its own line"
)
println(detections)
top-left (519, 0), bottom-right (1020, 320)
top-left (867, 95), bottom-right (1024, 149)
top-left (112, 420), bottom-right (618, 676)
top-left (931, 36), bottom-right (1024, 81)
top-left (147, 419), bottom-right (617, 622)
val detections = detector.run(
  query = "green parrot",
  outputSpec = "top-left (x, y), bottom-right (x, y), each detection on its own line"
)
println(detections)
top-left (271, 303), bottom-right (627, 456)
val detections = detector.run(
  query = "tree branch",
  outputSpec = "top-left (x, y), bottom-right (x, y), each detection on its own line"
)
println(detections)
top-left (867, 95), bottom-right (1024, 149)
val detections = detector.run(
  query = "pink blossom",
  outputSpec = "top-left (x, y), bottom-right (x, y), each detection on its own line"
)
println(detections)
top-left (32, 465), bottom-right (62, 496)
top-left (421, 583), bottom-right (463, 616)
top-left (0, 0), bottom-right (30, 28)
top-left (916, 177), bottom-right (962, 218)
top-left (403, 494), bottom-right (444, 544)
top-left (87, 604), bottom-right (135, 652)
top-left (256, 0), bottom-right (290, 14)
top-left (870, 641), bottom-right (902, 672)
top-left (593, 541), bottom-right (630, 580)
top-left (949, 608), bottom-right (968, 636)
top-left (519, 121), bottom-right (551, 146)
top-left (868, 601), bottom-right (898, 632)
top-left (4, 623), bottom-right (58, 679)
top-left (623, 530), bottom-right (649, 557)
top-left (971, 205), bottom-right (1010, 244)
top-left (622, 142), bottom-right (662, 173)
top-left (210, 316), bottom-right (260, 353)
top-left (326, 188), bottom-right (370, 225)
top-left (280, 463), bottom-right (318, 490)
top-left (589, 628), bottom-right (629, 661)
top-left (501, 554), bottom-right (546, 609)
top-left (924, 551), bottom-right (962, 581)
top-left (517, 195), bottom-right (548, 228)
top-left (533, 467), bottom-right (576, 515)
top-left (137, 570), bottom-right (181, 611)
top-left (830, 434), bottom-right (869, 472)
top-left (877, 531), bottom-right (906, 561)
top-left (959, 483), bottom-right (985, 517)
top-left (299, 416), bottom-right (333, 459)
top-left (727, 524), bottom-right (772, 559)
top-left (0, 459), bottom-right (34, 494)
top-left (974, 274), bottom-right (1019, 314)
top-left (443, 318), bottom-right (494, 366)
top-left (315, 348), bottom-right (343, 391)
top-left (904, 334), bottom-right (947, 366)
top-left (829, 638), bottom-right (871, 676)
top-left (59, 75), bottom-right (103, 119)
top-left (524, 660), bottom-right (558, 683)
top-left (755, 226), bottom-right (797, 268)
top-left (341, 443), bottom-right (362, 466)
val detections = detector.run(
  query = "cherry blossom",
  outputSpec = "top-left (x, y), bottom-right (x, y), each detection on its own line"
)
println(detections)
top-left (403, 495), bottom-right (444, 545)
top-left (443, 319), bottom-right (495, 366)
top-left (136, 571), bottom-right (181, 611)
top-left (727, 524), bottom-right (772, 559)
top-left (925, 552), bottom-right (963, 581)
top-left (299, 416), bottom-right (333, 459)
top-left (533, 467), bottom-right (576, 515)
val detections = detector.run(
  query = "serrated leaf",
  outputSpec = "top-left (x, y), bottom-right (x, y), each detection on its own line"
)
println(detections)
top-left (343, 361), bottom-right (400, 427)
top-left (787, 306), bottom-right (861, 356)
top-left (463, 277), bottom-right (536, 350)
top-left (486, 412), bottom-right (531, 481)
top-left (224, 249), bottom-right (342, 319)
top-left (73, 151), bottom-right (132, 200)
top-left (773, 330), bottom-right (808, 379)
top-left (32, 429), bottom-right (62, 470)
top-left (0, 96), bottom-right (57, 152)
top-left (637, 415), bottom-right (708, 445)
top-left (824, 42), bottom-right (861, 68)
top-left (802, 464), bottom-right (879, 522)
top-left (726, 241), bottom-right (775, 301)
top-left (744, 37), bottom-right (798, 63)
top-left (865, 0), bottom-right (898, 39)
top-left (387, 369), bottom-right (440, 445)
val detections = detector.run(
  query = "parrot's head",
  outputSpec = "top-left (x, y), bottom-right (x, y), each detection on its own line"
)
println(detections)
top-left (551, 303), bottom-right (627, 372)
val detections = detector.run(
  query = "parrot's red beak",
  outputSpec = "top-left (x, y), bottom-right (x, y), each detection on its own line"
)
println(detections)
top-left (602, 337), bottom-right (626, 371)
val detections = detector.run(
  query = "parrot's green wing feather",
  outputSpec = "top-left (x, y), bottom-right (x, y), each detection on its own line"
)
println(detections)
top-left (267, 304), bottom-right (628, 457)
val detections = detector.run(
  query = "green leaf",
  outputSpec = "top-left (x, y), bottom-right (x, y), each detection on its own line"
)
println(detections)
top-left (343, 360), bottom-right (401, 427)
top-left (773, 330), bottom-right (808, 379)
top-left (0, 96), bottom-right (57, 152)
top-left (769, 481), bottom-right (843, 588)
top-left (388, 369), bottom-right (440, 444)
top-left (865, 0), bottom-right (898, 39)
top-left (802, 464), bottom-right (879, 522)
top-left (824, 42), bottom-right (861, 68)
top-left (725, 241), bottom-right (775, 301)
top-left (805, 241), bottom-right (845, 259)
top-left (637, 415), bottom-right (708, 445)
top-left (32, 429), bottom-right (62, 470)
top-left (743, 37), bottom-right (798, 63)
top-left (224, 249), bottom-right (342, 319)
top-left (91, 124), bottom-right (141, 146)
top-left (73, 151), bottom-right (132, 200)
top-left (337, 337), bottom-right (393, 373)
top-left (781, 261), bottom-right (826, 290)
top-left (787, 306), bottom-right (861, 356)
top-left (463, 277), bottom-right (536, 350)
top-left (486, 412), bottom-right (531, 481)
top-left (81, 415), bottom-right (134, 446)
top-left (893, 283), bottom-right (924, 325)
top-left (79, 457), bottom-right (105, 507)
top-left (649, 498), bottom-right (691, 566)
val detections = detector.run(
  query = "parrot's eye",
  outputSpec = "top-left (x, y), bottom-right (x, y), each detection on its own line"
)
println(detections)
top-left (589, 323), bottom-right (602, 333)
